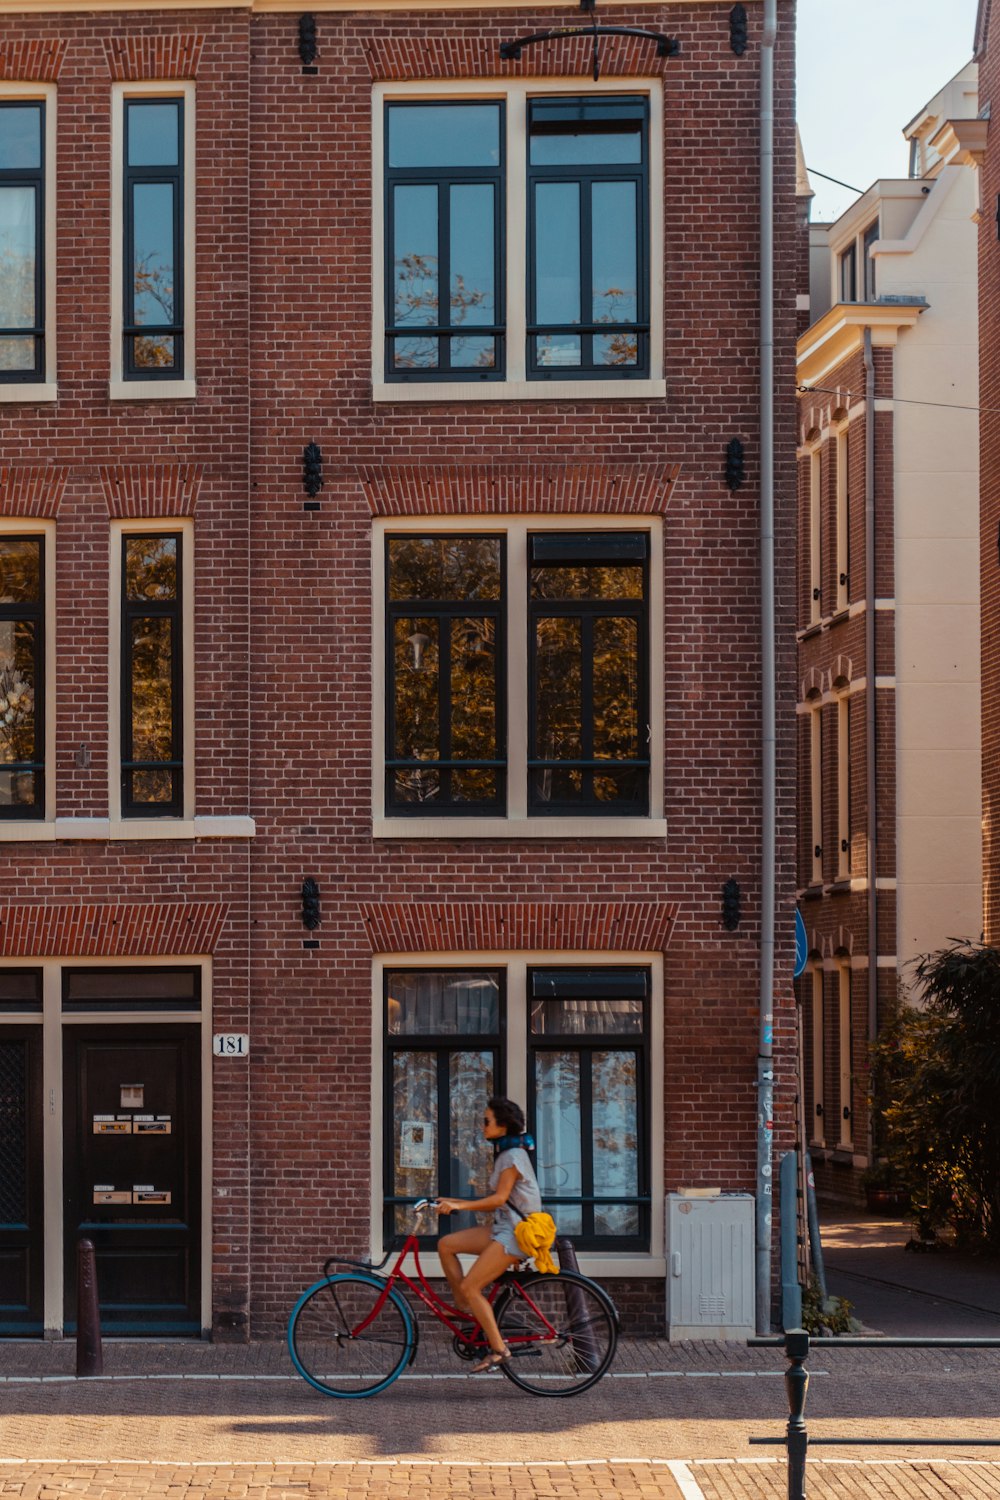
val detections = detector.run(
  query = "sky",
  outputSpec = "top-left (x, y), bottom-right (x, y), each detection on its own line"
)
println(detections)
top-left (797, 0), bottom-right (981, 224)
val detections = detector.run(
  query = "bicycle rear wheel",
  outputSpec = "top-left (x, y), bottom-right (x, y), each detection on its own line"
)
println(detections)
top-left (496, 1269), bottom-right (618, 1396)
top-left (288, 1272), bottom-right (415, 1398)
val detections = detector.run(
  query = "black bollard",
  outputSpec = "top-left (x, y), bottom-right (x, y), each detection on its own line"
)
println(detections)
top-left (76, 1238), bottom-right (104, 1377)
top-left (554, 1235), bottom-right (601, 1373)
top-left (784, 1329), bottom-right (810, 1500)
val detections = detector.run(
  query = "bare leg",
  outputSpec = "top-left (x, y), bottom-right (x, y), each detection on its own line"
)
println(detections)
top-left (460, 1240), bottom-right (521, 1358)
top-left (438, 1226), bottom-right (492, 1313)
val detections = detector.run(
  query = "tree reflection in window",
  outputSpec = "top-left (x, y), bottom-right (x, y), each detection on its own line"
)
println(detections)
top-left (122, 534), bottom-right (182, 815)
top-left (386, 535), bottom-right (505, 813)
top-left (0, 536), bottom-right (43, 815)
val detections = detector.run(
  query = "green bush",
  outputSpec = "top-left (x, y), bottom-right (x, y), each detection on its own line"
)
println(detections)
top-left (800, 1276), bottom-right (853, 1335)
top-left (870, 942), bottom-right (1000, 1252)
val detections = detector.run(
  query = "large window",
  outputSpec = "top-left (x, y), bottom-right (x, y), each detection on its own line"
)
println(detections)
top-left (120, 533), bottom-right (183, 817)
top-left (383, 525), bottom-right (652, 823)
top-left (375, 82), bottom-right (663, 400)
top-left (0, 101), bottom-right (45, 384)
top-left (123, 98), bottom-right (184, 380)
top-left (382, 962), bottom-right (652, 1253)
top-left (0, 535), bottom-right (44, 818)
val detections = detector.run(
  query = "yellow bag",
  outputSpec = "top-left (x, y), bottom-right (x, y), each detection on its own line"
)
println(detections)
top-left (513, 1211), bottom-right (559, 1274)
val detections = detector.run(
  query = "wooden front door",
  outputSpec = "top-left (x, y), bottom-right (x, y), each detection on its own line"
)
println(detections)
top-left (63, 1025), bottom-right (201, 1335)
top-left (0, 1025), bottom-right (44, 1335)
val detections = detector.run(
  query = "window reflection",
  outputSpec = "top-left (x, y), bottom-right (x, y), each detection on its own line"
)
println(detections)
top-left (122, 534), bottom-right (181, 815)
top-left (0, 537), bottom-right (42, 814)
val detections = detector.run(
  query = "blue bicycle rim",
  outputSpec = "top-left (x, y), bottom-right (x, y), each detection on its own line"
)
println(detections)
top-left (288, 1272), bottom-right (416, 1399)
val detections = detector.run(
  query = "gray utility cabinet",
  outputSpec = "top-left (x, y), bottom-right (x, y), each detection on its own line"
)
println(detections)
top-left (665, 1192), bottom-right (755, 1340)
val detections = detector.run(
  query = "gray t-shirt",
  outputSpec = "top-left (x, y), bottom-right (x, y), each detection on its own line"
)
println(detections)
top-left (489, 1146), bottom-right (542, 1235)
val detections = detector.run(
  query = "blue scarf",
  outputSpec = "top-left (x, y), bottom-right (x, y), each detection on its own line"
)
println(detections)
top-left (496, 1132), bottom-right (535, 1153)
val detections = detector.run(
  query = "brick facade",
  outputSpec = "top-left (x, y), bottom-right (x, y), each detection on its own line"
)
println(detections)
top-left (0, 0), bottom-right (798, 1340)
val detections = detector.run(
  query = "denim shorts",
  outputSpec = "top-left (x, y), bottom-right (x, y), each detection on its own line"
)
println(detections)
top-left (490, 1216), bottom-right (520, 1258)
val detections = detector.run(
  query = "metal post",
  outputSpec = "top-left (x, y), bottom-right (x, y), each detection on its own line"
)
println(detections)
top-left (784, 1330), bottom-right (810, 1500)
top-left (76, 1238), bottom-right (103, 1377)
top-left (780, 1151), bottom-right (802, 1330)
top-left (804, 1151), bottom-right (828, 1303)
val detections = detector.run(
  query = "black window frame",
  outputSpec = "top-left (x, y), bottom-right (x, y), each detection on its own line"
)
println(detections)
top-left (0, 533), bottom-right (45, 820)
top-left (383, 966), bottom-right (505, 1248)
top-left (527, 965), bottom-right (650, 1252)
top-left (862, 219), bottom-right (878, 301)
top-left (0, 100), bottom-right (45, 384)
top-left (120, 531), bottom-right (184, 819)
top-left (61, 965), bottom-right (201, 1013)
top-left (527, 531), bottom-right (650, 816)
top-left (384, 100), bottom-right (506, 384)
top-left (123, 97), bottom-right (185, 382)
top-left (839, 242), bottom-right (857, 303)
top-left (385, 532), bottom-right (507, 816)
top-left (0, 967), bottom-right (42, 1013)
top-left (527, 95), bottom-right (650, 381)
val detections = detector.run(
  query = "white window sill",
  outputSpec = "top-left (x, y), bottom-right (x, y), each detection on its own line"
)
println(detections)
top-left (372, 378), bottom-right (667, 403)
top-left (109, 378), bottom-right (197, 402)
top-left (0, 815), bottom-right (255, 841)
top-left (0, 382), bottom-right (57, 403)
top-left (374, 815), bottom-right (667, 841)
top-left (380, 1250), bottom-right (666, 1280)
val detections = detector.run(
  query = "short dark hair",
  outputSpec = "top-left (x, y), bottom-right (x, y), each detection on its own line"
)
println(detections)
top-left (487, 1096), bottom-right (525, 1135)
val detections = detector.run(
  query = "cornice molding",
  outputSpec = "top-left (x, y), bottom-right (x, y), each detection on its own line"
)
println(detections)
top-left (797, 301), bottom-right (927, 388)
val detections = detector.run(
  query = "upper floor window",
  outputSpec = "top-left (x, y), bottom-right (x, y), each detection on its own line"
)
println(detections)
top-left (0, 100), bottom-right (45, 385)
top-left (374, 82), bottom-right (664, 402)
top-left (111, 84), bottom-right (195, 399)
top-left (0, 534), bottom-right (44, 819)
top-left (120, 532), bottom-right (183, 817)
top-left (382, 524), bottom-right (655, 830)
top-left (862, 219), bottom-right (878, 300)
top-left (838, 243), bottom-right (856, 303)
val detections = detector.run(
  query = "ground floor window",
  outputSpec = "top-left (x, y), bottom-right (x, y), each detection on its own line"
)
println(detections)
top-left (382, 958), bottom-right (652, 1253)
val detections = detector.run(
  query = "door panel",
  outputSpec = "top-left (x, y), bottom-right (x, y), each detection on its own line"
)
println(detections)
top-left (63, 1025), bottom-right (201, 1335)
top-left (0, 1026), bottom-right (44, 1335)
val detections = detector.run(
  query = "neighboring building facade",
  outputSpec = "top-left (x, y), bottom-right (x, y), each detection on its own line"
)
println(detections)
top-left (796, 63), bottom-right (982, 1199)
top-left (0, 0), bottom-right (797, 1341)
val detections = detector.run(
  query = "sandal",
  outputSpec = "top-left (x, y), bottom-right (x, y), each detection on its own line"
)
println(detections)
top-left (471, 1346), bottom-right (511, 1374)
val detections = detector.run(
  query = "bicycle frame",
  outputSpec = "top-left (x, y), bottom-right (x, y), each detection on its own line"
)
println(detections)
top-left (323, 1206), bottom-right (560, 1349)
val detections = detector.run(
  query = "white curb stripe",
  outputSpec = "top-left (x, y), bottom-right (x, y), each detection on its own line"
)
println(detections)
top-left (666, 1460), bottom-right (705, 1498)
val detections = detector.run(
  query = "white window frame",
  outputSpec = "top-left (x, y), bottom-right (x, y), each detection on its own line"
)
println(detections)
top-left (0, 516), bottom-right (55, 834)
top-left (370, 950), bottom-right (665, 1278)
top-left (837, 962), bottom-right (853, 1149)
top-left (0, 953), bottom-right (213, 1338)
top-left (110, 80), bottom-right (196, 401)
top-left (373, 513), bottom-right (666, 839)
top-left (371, 77), bottom-right (666, 403)
top-left (108, 517), bottom-right (195, 831)
top-left (0, 82), bottom-right (57, 403)
top-left (809, 965), bottom-right (825, 1149)
top-left (835, 423), bottom-right (849, 613)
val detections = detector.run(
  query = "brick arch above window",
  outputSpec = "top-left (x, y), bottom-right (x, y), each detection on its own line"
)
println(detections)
top-left (832, 654), bottom-right (854, 692)
top-left (364, 34), bottom-right (675, 82)
top-left (360, 462), bottom-right (680, 517)
top-left (0, 466), bottom-right (67, 518)
top-left (100, 464), bottom-right (204, 519)
top-left (0, 39), bottom-right (68, 81)
top-left (0, 902), bottom-right (228, 957)
top-left (102, 35), bottom-right (204, 80)
top-left (360, 900), bottom-right (679, 955)
top-left (800, 667), bottom-right (824, 702)
top-left (834, 926), bottom-right (854, 959)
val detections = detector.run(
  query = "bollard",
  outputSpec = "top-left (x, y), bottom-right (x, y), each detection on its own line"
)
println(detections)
top-left (76, 1238), bottom-right (104, 1377)
top-left (554, 1235), bottom-right (601, 1373)
top-left (784, 1329), bottom-right (810, 1500)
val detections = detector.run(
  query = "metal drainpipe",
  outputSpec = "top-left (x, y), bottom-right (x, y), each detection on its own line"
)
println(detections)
top-left (864, 326), bottom-right (878, 1162)
top-left (756, 0), bottom-right (778, 1335)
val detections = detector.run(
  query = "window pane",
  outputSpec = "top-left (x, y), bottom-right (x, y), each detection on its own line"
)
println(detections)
top-left (534, 182), bottom-right (580, 326)
top-left (125, 536), bottom-right (177, 600)
top-left (530, 119), bottom-right (642, 167)
top-left (0, 185), bottom-right (36, 330)
top-left (0, 769), bottom-right (36, 806)
top-left (0, 538), bottom-right (40, 602)
top-left (593, 181), bottom-right (637, 316)
top-left (392, 1050), bottom-right (437, 1234)
top-left (0, 105), bottom-right (41, 170)
top-left (393, 184), bottom-right (438, 327)
top-left (388, 536), bottom-right (501, 601)
top-left (0, 969), bottom-right (41, 1011)
top-left (64, 968), bottom-right (197, 1005)
top-left (0, 619), bottom-right (36, 767)
top-left (530, 564), bottom-right (643, 601)
top-left (534, 1050), bottom-right (582, 1236)
top-left (448, 1049), bottom-right (495, 1229)
top-left (132, 182), bottom-right (175, 325)
top-left (534, 615), bottom-right (581, 758)
top-left (530, 999), bottom-right (644, 1036)
top-left (0, 336), bottom-right (34, 371)
top-left (393, 336), bottom-right (437, 371)
top-left (388, 104), bottom-right (500, 168)
top-left (450, 615), bottom-right (496, 761)
top-left (594, 333), bottom-right (637, 367)
top-left (392, 614), bottom-right (439, 794)
top-left (127, 102), bottom-right (179, 167)
top-left (593, 616), bottom-right (639, 760)
top-left (387, 970), bottom-right (500, 1036)
top-left (450, 335), bottom-right (495, 370)
top-left (449, 184), bottom-right (494, 329)
top-left (592, 1049), bottom-right (639, 1236)
top-left (130, 616), bottom-right (174, 764)
top-left (535, 334), bottom-right (581, 368)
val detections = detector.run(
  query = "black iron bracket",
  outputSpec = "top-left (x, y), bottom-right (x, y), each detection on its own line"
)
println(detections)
top-left (499, 0), bottom-right (678, 83)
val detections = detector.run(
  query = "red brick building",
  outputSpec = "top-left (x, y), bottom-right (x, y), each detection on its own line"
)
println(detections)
top-left (0, 0), bottom-right (797, 1342)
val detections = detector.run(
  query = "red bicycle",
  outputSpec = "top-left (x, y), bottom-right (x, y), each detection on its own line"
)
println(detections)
top-left (287, 1199), bottom-right (619, 1398)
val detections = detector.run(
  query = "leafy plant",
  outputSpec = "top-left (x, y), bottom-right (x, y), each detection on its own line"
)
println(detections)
top-left (870, 943), bottom-right (1000, 1252)
top-left (800, 1276), bottom-right (853, 1335)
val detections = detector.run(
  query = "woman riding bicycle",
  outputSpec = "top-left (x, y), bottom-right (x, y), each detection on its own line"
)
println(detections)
top-left (434, 1096), bottom-right (542, 1374)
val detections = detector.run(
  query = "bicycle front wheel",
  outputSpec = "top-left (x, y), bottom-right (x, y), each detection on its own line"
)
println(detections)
top-left (288, 1272), bottom-right (415, 1398)
top-left (496, 1269), bottom-right (619, 1396)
